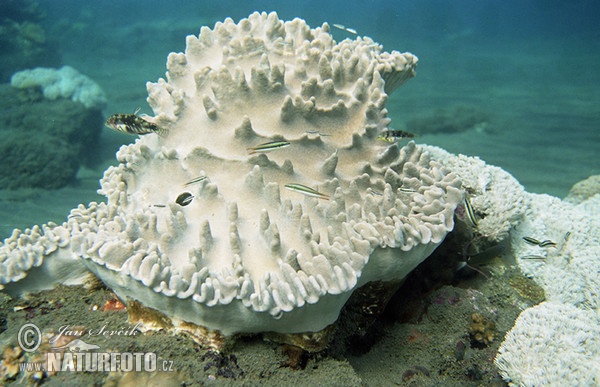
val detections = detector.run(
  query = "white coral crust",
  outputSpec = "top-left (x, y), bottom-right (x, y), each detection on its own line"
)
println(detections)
top-left (495, 302), bottom-right (600, 386)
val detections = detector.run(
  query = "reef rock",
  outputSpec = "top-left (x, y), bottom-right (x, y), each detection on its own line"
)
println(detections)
top-left (0, 12), bottom-right (462, 342)
top-left (0, 84), bottom-right (104, 188)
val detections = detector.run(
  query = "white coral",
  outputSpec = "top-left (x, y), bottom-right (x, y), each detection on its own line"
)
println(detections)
top-left (423, 146), bottom-right (600, 385)
top-left (423, 145), bottom-right (528, 241)
top-left (0, 12), bottom-right (462, 336)
top-left (495, 302), bottom-right (600, 386)
top-left (494, 192), bottom-right (600, 385)
top-left (10, 65), bottom-right (107, 109)
top-left (513, 193), bottom-right (600, 310)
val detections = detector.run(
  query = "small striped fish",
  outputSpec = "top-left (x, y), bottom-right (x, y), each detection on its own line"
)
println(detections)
top-left (105, 112), bottom-right (167, 136)
top-left (184, 176), bottom-right (207, 187)
top-left (520, 255), bottom-right (546, 260)
top-left (539, 240), bottom-right (557, 248)
top-left (247, 141), bottom-right (290, 155)
top-left (284, 183), bottom-right (330, 200)
top-left (463, 196), bottom-right (478, 228)
top-left (523, 236), bottom-right (557, 248)
top-left (332, 23), bottom-right (357, 35)
top-left (377, 129), bottom-right (415, 143)
top-left (522, 236), bottom-right (542, 245)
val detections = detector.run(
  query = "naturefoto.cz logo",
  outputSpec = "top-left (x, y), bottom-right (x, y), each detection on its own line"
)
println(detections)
top-left (17, 323), bottom-right (174, 373)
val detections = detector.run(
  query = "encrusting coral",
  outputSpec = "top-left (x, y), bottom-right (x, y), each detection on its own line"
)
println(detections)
top-left (0, 12), bottom-right (462, 348)
top-left (467, 312), bottom-right (495, 347)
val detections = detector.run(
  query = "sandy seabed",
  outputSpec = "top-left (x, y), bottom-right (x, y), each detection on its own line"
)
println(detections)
top-left (1, 247), bottom-right (540, 386)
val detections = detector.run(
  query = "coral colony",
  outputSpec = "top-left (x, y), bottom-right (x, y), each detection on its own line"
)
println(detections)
top-left (1, 12), bottom-right (599, 385)
top-left (1, 10), bottom-right (461, 344)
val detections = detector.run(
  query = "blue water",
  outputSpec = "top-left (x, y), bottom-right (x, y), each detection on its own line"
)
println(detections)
top-left (1, 0), bottom-right (599, 236)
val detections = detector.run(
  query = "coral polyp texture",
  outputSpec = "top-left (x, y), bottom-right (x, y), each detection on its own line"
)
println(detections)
top-left (0, 12), bottom-right (462, 337)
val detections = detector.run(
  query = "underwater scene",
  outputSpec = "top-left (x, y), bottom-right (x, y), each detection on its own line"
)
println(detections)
top-left (0, 0), bottom-right (598, 385)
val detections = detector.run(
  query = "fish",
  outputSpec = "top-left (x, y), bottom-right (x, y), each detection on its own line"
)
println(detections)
top-left (332, 23), bottom-right (357, 35)
top-left (463, 196), bottom-right (478, 228)
top-left (184, 176), bottom-right (207, 187)
top-left (520, 255), bottom-right (546, 260)
top-left (175, 192), bottom-right (194, 206)
top-left (247, 141), bottom-right (291, 155)
top-left (376, 129), bottom-right (415, 143)
top-left (522, 237), bottom-right (557, 248)
top-left (522, 236), bottom-right (542, 245)
top-left (399, 187), bottom-right (416, 193)
top-left (538, 239), bottom-right (557, 248)
top-left (284, 183), bottom-right (330, 200)
top-left (105, 110), bottom-right (167, 136)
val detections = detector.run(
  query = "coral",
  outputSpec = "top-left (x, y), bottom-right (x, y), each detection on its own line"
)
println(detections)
top-left (0, 0), bottom-right (44, 24)
top-left (467, 312), bottom-right (495, 347)
top-left (407, 146), bottom-right (600, 384)
top-left (495, 302), bottom-right (600, 386)
top-left (512, 193), bottom-right (600, 311)
top-left (422, 145), bottom-right (528, 243)
top-left (0, 344), bottom-right (23, 381)
top-left (19, 21), bottom-right (46, 44)
top-left (495, 191), bottom-right (600, 385)
top-left (11, 65), bottom-right (106, 110)
top-left (0, 12), bottom-right (462, 348)
top-left (564, 174), bottom-right (600, 204)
